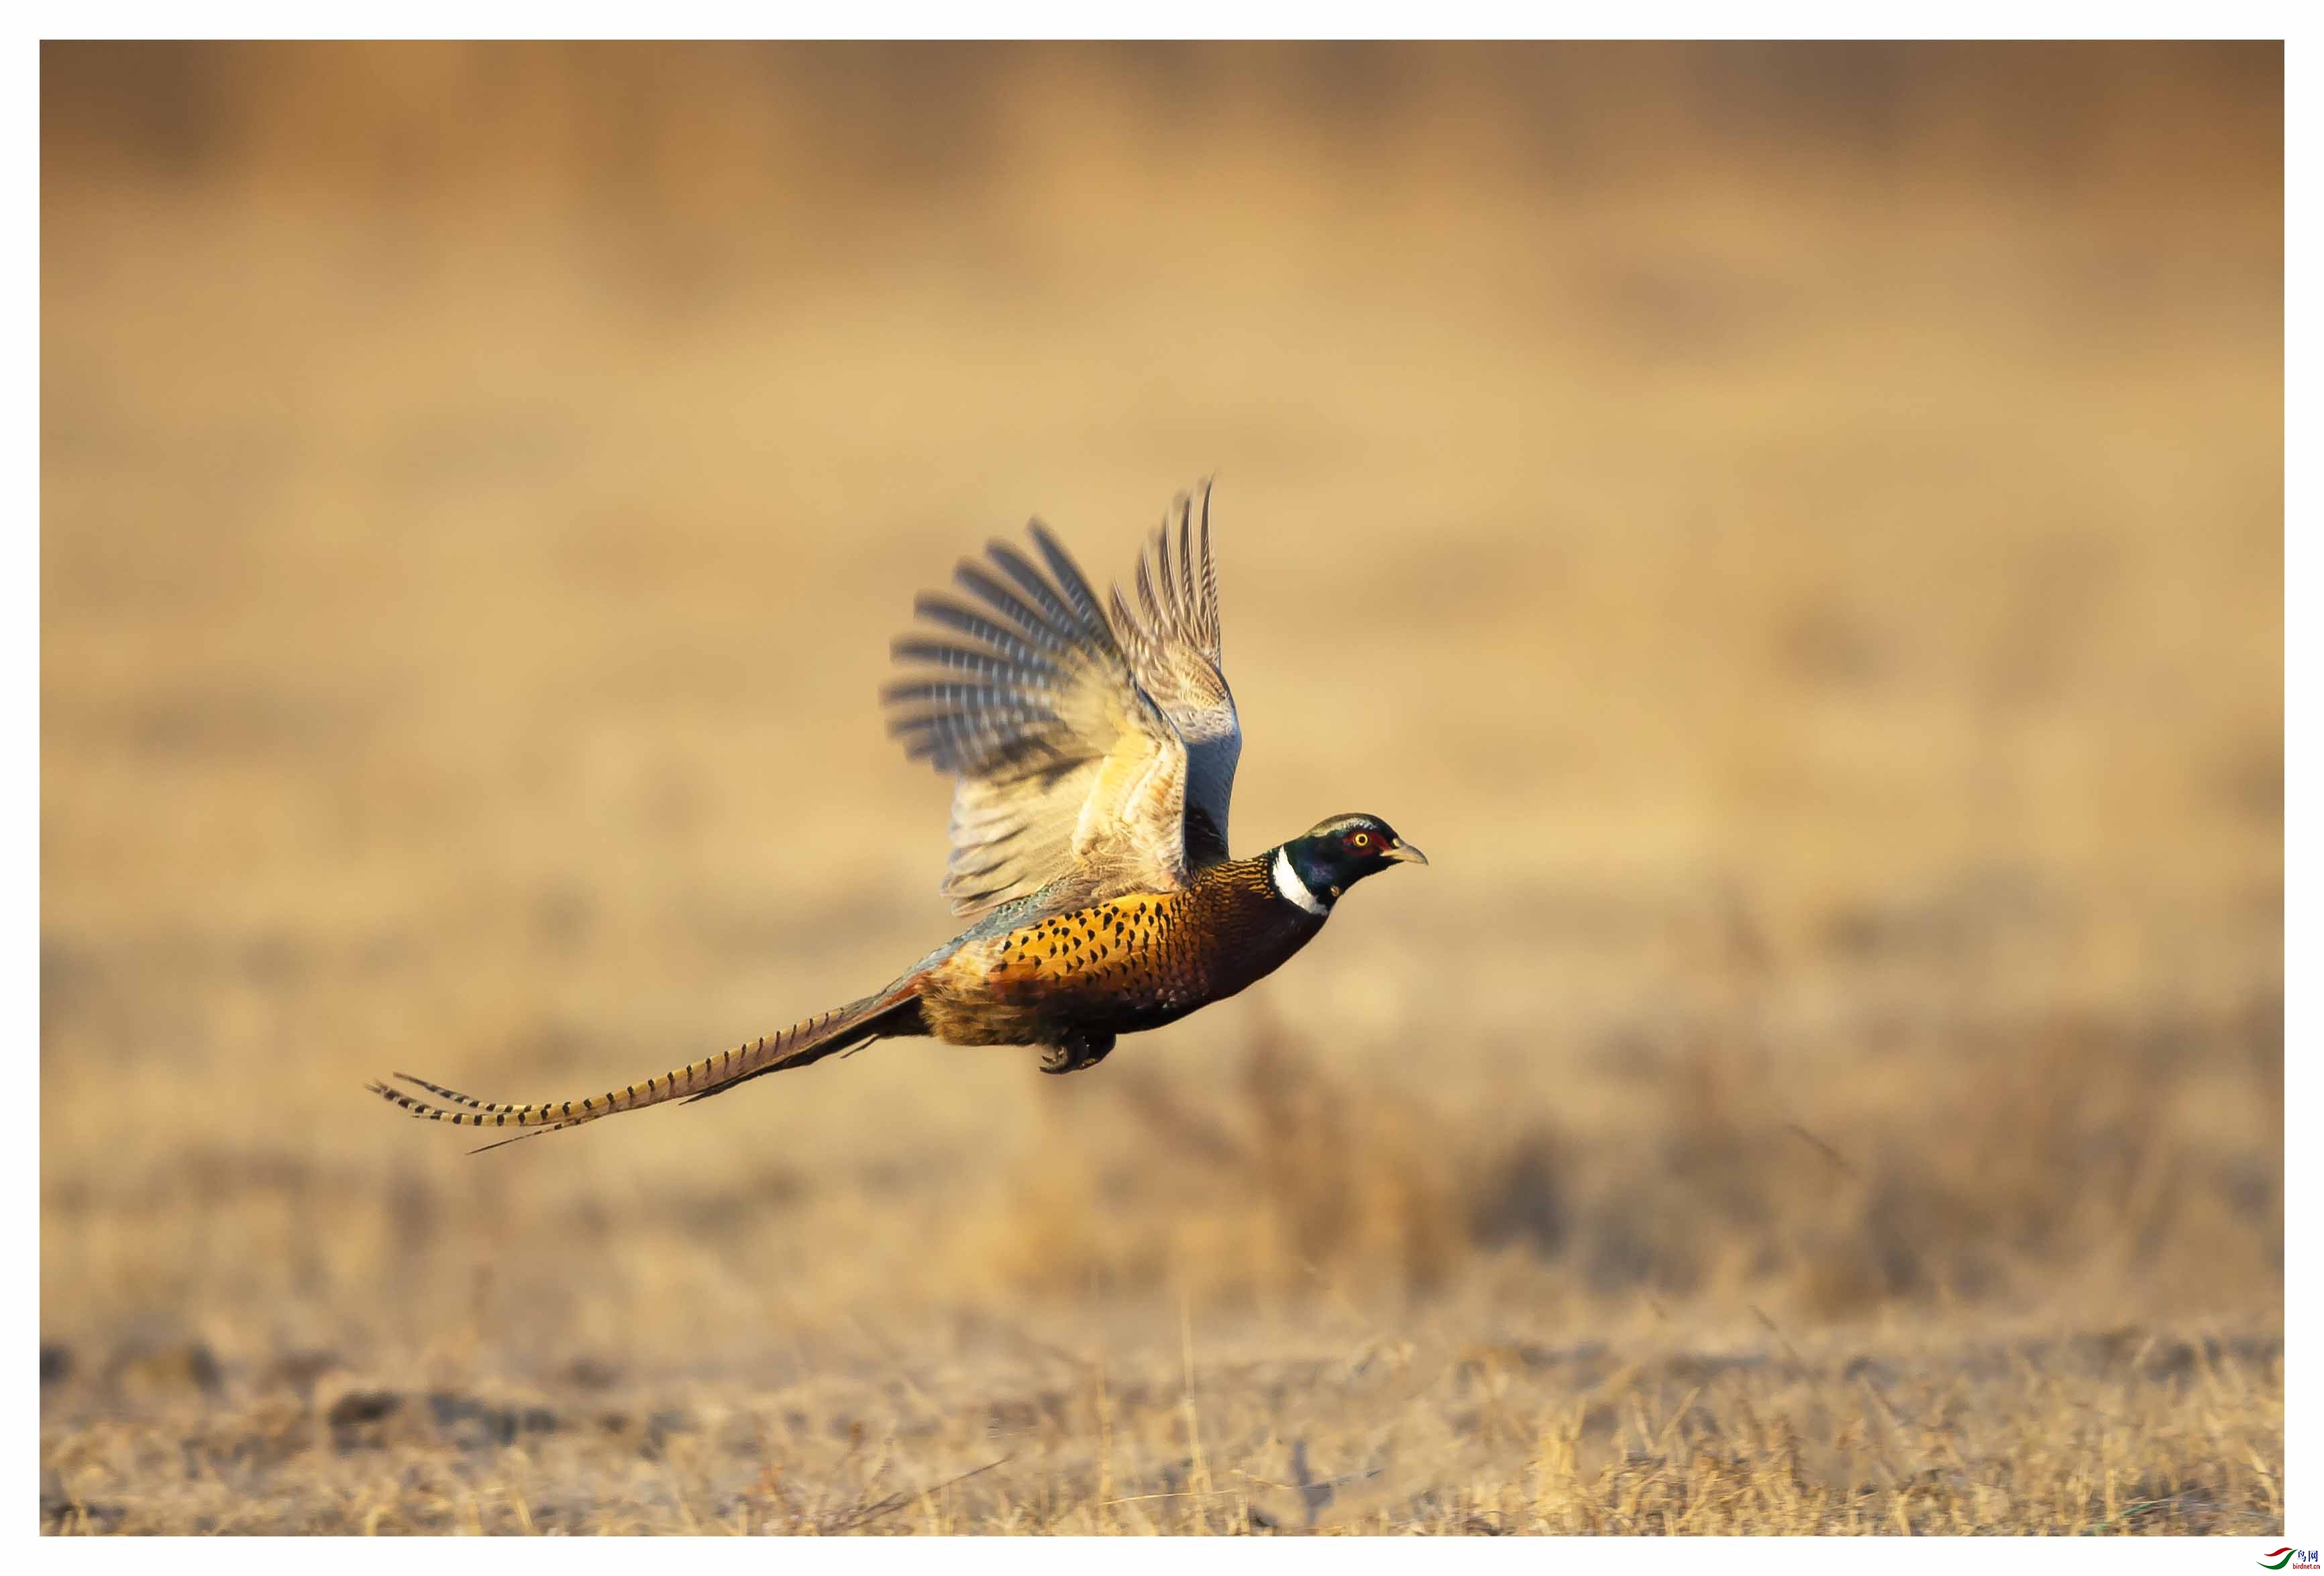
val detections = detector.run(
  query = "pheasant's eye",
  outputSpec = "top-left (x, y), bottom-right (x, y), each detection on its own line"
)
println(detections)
top-left (1351, 831), bottom-right (1370, 849)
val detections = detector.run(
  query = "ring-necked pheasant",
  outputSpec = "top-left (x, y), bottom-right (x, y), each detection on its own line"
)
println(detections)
top-left (370, 481), bottom-right (1426, 1147)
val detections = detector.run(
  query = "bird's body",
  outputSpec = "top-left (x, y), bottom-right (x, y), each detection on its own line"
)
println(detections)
top-left (915, 853), bottom-right (1326, 1052)
top-left (372, 482), bottom-right (1423, 1145)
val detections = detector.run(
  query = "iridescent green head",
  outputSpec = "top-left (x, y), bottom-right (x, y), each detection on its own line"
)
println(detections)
top-left (1270, 813), bottom-right (1427, 916)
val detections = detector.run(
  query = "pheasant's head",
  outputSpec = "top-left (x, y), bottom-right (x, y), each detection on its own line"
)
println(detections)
top-left (1270, 813), bottom-right (1427, 915)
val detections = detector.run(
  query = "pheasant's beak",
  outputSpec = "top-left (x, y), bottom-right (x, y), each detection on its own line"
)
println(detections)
top-left (1384, 839), bottom-right (1429, 866)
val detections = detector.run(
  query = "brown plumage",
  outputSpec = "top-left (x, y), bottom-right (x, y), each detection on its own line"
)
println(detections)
top-left (370, 480), bottom-right (1425, 1145)
top-left (916, 855), bottom-right (1326, 1061)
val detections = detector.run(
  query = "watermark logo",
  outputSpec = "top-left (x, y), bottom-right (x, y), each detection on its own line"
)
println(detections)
top-left (2259, 1551), bottom-right (2319, 1571)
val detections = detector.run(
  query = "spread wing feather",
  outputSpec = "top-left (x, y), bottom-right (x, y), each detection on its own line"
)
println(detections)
top-left (886, 519), bottom-right (1194, 918)
top-left (1108, 480), bottom-right (1241, 868)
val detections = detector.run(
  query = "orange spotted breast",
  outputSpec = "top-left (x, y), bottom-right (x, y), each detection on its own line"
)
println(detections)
top-left (915, 857), bottom-right (1328, 1047)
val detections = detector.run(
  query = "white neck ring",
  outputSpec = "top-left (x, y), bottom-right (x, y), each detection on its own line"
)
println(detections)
top-left (1271, 847), bottom-right (1330, 917)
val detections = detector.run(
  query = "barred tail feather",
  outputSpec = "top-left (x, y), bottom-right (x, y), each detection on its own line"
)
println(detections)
top-left (368, 990), bottom-right (923, 1148)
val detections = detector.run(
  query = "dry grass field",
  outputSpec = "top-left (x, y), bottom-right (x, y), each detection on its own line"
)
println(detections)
top-left (39, 42), bottom-right (2283, 1534)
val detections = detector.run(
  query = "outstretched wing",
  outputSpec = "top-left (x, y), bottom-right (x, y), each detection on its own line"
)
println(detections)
top-left (1109, 480), bottom-right (1241, 868)
top-left (886, 521), bottom-right (1193, 918)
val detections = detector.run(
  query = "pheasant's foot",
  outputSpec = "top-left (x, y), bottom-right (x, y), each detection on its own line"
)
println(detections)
top-left (1038, 1031), bottom-right (1116, 1075)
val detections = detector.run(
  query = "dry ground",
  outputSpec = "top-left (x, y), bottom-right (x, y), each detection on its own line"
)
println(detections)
top-left (39, 1315), bottom-right (2286, 1534)
top-left (40, 43), bottom-right (2283, 1533)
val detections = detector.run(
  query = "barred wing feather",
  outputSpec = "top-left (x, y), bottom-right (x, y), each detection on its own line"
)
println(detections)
top-left (1108, 480), bottom-right (1241, 868)
top-left (887, 521), bottom-right (1193, 918)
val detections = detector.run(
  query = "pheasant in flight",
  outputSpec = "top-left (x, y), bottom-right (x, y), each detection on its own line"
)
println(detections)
top-left (370, 482), bottom-right (1426, 1146)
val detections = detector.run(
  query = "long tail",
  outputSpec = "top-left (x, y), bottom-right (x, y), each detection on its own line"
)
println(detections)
top-left (368, 989), bottom-right (925, 1151)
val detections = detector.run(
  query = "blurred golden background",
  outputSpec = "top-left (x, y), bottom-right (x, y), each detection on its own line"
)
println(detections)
top-left (41, 42), bottom-right (2282, 1534)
